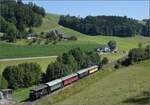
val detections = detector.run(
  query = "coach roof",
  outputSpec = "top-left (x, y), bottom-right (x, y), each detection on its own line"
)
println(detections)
top-left (31, 84), bottom-right (47, 92)
top-left (46, 79), bottom-right (62, 87)
top-left (61, 73), bottom-right (78, 81)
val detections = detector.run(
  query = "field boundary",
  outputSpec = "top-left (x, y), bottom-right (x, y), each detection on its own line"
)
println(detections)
top-left (0, 56), bottom-right (57, 62)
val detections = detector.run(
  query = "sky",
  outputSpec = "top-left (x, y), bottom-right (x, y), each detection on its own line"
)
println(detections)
top-left (23, 0), bottom-right (149, 20)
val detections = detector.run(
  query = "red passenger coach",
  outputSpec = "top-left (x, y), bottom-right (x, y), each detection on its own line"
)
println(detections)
top-left (62, 73), bottom-right (78, 86)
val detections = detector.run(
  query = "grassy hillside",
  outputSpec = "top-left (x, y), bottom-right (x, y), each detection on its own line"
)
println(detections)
top-left (0, 13), bottom-right (150, 58)
top-left (33, 13), bottom-right (60, 33)
top-left (38, 60), bottom-right (150, 105)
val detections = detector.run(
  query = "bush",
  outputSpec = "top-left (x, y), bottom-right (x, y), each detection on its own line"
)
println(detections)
top-left (114, 64), bottom-right (120, 69)
top-left (108, 40), bottom-right (117, 51)
top-left (53, 41), bottom-right (58, 45)
top-left (40, 31), bottom-right (44, 35)
top-left (2, 63), bottom-right (42, 89)
top-left (45, 39), bottom-right (49, 45)
top-left (68, 36), bottom-right (77, 40)
top-left (102, 57), bottom-right (109, 65)
top-left (37, 38), bottom-right (42, 44)
top-left (0, 75), bottom-right (8, 89)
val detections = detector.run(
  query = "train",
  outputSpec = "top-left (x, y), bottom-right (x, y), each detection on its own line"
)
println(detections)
top-left (30, 65), bottom-right (100, 100)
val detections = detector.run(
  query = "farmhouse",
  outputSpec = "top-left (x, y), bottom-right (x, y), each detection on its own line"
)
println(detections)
top-left (96, 45), bottom-right (118, 53)
top-left (96, 45), bottom-right (111, 52)
top-left (27, 32), bottom-right (38, 40)
top-left (46, 29), bottom-right (70, 40)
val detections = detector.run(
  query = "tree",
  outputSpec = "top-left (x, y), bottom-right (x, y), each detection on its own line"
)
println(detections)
top-left (44, 47), bottom-right (102, 82)
top-left (145, 45), bottom-right (150, 59)
top-left (2, 63), bottom-right (42, 89)
top-left (28, 28), bottom-right (34, 33)
top-left (6, 23), bottom-right (18, 42)
top-left (0, 75), bottom-right (8, 89)
top-left (108, 40), bottom-right (117, 50)
top-left (141, 19), bottom-right (150, 37)
top-left (138, 43), bottom-right (142, 48)
top-left (45, 62), bottom-right (68, 82)
top-left (0, 0), bottom-right (45, 40)
top-left (57, 53), bottom-right (78, 72)
top-left (128, 48), bottom-right (146, 64)
top-left (59, 15), bottom-right (142, 37)
top-left (102, 57), bottom-right (109, 65)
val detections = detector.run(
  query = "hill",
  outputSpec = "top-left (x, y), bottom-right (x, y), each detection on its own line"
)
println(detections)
top-left (59, 15), bottom-right (142, 37)
top-left (0, 13), bottom-right (150, 58)
top-left (38, 60), bottom-right (150, 105)
top-left (0, 0), bottom-right (46, 42)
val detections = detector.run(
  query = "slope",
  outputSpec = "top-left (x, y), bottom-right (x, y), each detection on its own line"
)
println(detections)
top-left (0, 13), bottom-right (150, 58)
top-left (38, 60), bottom-right (150, 105)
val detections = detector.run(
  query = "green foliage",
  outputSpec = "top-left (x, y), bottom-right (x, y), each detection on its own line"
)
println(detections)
top-left (128, 48), bottom-right (146, 64)
top-left (0, 16), bottom-right (18, 42)
top-left (145, 45), bottom-right (150, 59)
top-left (2, 62), bottom-right (42, 89)
top-left (45, 62), bottom-right (68, 82)
top-left (138, 43), bottom-right (142, 48)
top-left (122, 45), bottom-right (150, 66)
top-left (68, 36), bottom-right (77, 40)
top-left (0, 75), bottom-right (8, 89)
top-left (108, 40), bottom-right (117, 50)
top-left (141, 19), bottom-right (150, 37)
top-left (114, 63), bottom-right (120, 69)
top-left (45, 48), bottom-right (101, 81)
top-left (0, 0), bottom-right (45, 41)
top-left (102, 57), bottom-right (109, 65)
top-left (59, 15), bottom-right (143, 37)
top-left (28, 28), bottom-right (34, 33)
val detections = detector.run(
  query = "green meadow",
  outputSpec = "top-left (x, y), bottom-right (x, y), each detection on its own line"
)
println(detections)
top-left (0, 13), bottom-right (150, 59)
top-left (0, 13), bottom-right (150, 104)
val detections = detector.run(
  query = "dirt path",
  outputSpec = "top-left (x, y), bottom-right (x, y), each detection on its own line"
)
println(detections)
top-left (0, 56), bottom-right (57, 62)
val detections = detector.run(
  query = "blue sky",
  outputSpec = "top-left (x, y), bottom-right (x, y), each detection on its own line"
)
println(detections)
top-left (23, 0), bottom-right (149, 20)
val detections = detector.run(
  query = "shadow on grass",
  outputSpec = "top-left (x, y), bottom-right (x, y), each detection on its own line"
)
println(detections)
top-left (123, 91), bottom-right (150, 105)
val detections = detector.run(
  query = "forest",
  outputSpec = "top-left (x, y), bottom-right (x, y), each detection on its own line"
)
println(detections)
top-left (0, 0), bottom-right (45, 42)
top-left (59, 15), bottom-right (150, 37)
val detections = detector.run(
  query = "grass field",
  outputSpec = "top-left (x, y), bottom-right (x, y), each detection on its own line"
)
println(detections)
top-left (0, 13), bottom-right (150, 59)
top-left (37, 60), bottom-right (150, 105)
top-left (0, 57), bottom-right (56, 75)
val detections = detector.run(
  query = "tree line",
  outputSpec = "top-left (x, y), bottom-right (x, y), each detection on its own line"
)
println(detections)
top-left (115, 44), bottom-right (150, 69)
top-left (59, 15), bottom-right (150, 37)
top-left (1, 48), bottom-right (101, 89)
top-left (45, 48), bottom-right (101, 82)
top-left (0, 0), bottom-right (45, 42)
